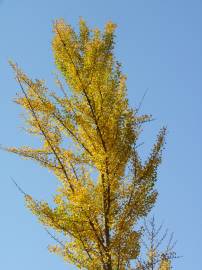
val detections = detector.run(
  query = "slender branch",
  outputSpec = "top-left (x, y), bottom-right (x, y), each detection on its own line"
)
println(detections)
top-left (16, 77), bottom-right (75, 192)
top-left (136, 88), bottom-right (149, 113)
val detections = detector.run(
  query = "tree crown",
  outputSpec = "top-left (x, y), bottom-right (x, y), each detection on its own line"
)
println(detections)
top-left (8, 19), bottom-right (166, 270)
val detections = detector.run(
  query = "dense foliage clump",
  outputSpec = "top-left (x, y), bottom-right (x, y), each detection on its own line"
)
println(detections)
top-left (8, 19), bottom-right (170, 270)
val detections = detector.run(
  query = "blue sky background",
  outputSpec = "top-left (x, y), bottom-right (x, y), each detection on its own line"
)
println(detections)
top-left (0, 0), bottom-right (201, 269)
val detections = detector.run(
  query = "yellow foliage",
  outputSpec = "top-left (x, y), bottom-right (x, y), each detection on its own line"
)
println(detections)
top-left (159, 258), bottom-right (171, 270)
top-left (7, 19), bottom-right (166, 270)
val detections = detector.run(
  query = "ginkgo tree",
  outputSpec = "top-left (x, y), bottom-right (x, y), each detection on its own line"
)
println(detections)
top-left (7, 19), bottom-right (173, 270)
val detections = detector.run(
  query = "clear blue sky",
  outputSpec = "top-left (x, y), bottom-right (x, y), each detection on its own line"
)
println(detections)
top-left (0, 0), bottom-right (201, 269)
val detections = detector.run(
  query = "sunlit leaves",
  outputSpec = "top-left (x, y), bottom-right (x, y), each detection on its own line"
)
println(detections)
top-left (8, 19), bottom-right (166, 269)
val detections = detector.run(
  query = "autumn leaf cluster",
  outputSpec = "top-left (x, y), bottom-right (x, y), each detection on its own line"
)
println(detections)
top-left (7, 19), bottom-right (167, 270)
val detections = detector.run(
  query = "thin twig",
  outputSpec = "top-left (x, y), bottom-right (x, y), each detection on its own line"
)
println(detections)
top-left (10, 177), bottom-right (27, 196)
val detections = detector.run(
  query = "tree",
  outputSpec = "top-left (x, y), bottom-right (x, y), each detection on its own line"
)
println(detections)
top-left (135, 217), bottom-right (177, 270)
top-left (7, 19), bottom-right (168, 269)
